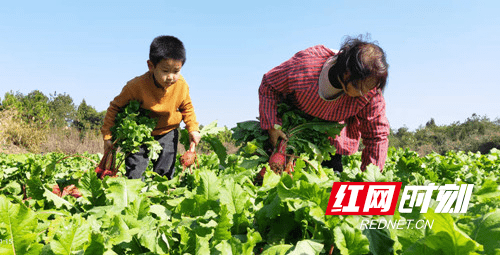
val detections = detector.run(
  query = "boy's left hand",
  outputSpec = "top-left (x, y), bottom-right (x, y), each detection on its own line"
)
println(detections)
top-left (188, 131), bottom-right (201, 152)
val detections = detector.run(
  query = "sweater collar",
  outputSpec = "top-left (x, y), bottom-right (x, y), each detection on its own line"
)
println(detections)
top-left (151, 73), bottom-right (163, 89)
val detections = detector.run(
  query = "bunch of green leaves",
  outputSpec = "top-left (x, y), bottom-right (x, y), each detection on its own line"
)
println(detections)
top-left (276, 103), bottom-right (344, 161)
top-left (232, 103), bottom-right (344, 162)
top-left (231, 120), bottom-right (270, 159)
top-left (110, 100), bottom-right (162, 161)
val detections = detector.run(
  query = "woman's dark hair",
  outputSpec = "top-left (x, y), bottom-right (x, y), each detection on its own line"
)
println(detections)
top-left (329, 34), bottom-right (389, 92)
top-left (149, 35), bottom-right (186, 66)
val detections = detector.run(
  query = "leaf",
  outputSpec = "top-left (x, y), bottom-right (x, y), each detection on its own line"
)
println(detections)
top-left (401, 238), bottom-right (440, 255)
top-left (107, 215), bottom-right (135, 245)
top-left (149, 204), bottom-right (171, 221)
top-left (235, 120), bottom-right (261, 130)
top-left (136, 216), bottom-right (164, 253)
top-left (392, 218), bottom-right (426, 251)
top-left (363, 227), bottom-right (395, 255)
top-left (196, 170), bottom-right (220, 201)
top-left (0, 195), bottom-right (43, 255)
top-left (362, 164), bottom-right (387, 182)
top-left (79, 170), bottom-right (106, 207)
top-left (220, 179), bottom-right (247, 214)
top-left (200, 120), bottom-right (226, 136)
top-left (288, 239), bottom-right (324, 255)
top-left (49, 215), bottom-right (91, 255)
top-left (242, 140), bottom-right (259, 155)
top-left (334, 222), bottom-right (370, 255)
top-left (475, 181), bottom-right (500, 203)
top-left (211, 240), bottom-right (233, 255)
top-left (83, 232), bottom-right (105, 255)
top-left (276, 179), bottom-right (323, 208)
top-left (104, 177), bottom-right (145, 208)
top-left (230, 228), bottom-right (262, 255)
top-left (179, 128), bottom-right (191, 151)
top-left (261, 244), bottom-right (293, 255)
top-left (124, 195), bottom-right (150, 220)
top-left (422, 209), bottom-right (482, 255)
top-left (213, 205), bottom-right (232, 242)
top-left (25, 176), bottom-right (45, 200)
top-left (145, 140), bottom-right (163, 161)
top-left (43, 214), bottom-right (66, 244)
top-left (203, 135), bottom-right (228, 167)
top-left (2, 182), bottom-right (22, 195)
top-left (43, 187), bottom-right (74, 210)
top-left (262, 169), bottom-right (281, 188)
top-left (195, 234), bottom-right (211, 255)
top-left (471, 209), bottom-right (500, 255)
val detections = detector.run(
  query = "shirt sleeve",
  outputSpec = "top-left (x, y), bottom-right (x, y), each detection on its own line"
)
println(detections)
top-left (179, 83), bottom-right (200, 133)
top-left (357, 92), bottom-right (390, 170)
top-left (258, 58), bottom-right (294, 130)
top-left (100, 85), bottom-right (134, 140)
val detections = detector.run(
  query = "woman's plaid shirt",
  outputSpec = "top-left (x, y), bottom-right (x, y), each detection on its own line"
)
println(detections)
top-left (258, 45), bottom-right (390, 170)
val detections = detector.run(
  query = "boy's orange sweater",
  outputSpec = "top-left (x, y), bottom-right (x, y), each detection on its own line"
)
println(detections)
top-left (101, 71), bottom-right (199, 141)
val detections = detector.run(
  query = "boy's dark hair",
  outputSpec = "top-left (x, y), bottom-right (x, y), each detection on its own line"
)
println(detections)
top-left (149, 35), bottom-right (186, 66)
top-left (329, 34), bottom-right (389, 92)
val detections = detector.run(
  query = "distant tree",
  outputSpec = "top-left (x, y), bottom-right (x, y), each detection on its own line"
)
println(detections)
top-left (48, 92), bottom-right (76, 127)
top-left (1, 91), bottom-right (23, 110)
top-left (73, 99), bottom-right (104, 137)
top-left (425, 118), bottom-right (436, 127)
top-left (22, 90), bottom-right (50, 123)
top-left (494, 118), bottom-right (500, 126)
top-left (1, 90), bottom-right (50, 125)
top-left (389, 126), bottom-right (416, 149)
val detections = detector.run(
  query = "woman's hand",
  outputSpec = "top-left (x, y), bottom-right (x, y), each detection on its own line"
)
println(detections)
top-left (268, 128), bottom-right (287, 147)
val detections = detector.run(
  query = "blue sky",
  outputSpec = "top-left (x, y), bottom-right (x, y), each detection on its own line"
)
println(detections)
top-left (1, 0), bottom-right (499, 131)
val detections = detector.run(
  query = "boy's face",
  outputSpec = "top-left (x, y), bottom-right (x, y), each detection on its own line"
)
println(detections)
top-left (147, 58), bottom-right (183, 89)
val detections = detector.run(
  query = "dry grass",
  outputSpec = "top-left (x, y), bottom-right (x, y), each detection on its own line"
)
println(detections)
top-left (0, 109), bottom-right (48, 153)
top-left (1, 119), bottom-right (239, 157)
top-left (40, 128), bottom-right (103, 154)
top-left (1, 109), bottom-right (241, 155)
top-left (0, 109), bottom-right (103, 154)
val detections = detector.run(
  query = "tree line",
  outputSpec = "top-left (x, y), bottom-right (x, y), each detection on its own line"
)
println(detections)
top-left (1, 90), bottom-right (499, 156)
top-left (1, 90), bottom-right (105, 134)
top-left (389, 114), bottom-right (500, 156)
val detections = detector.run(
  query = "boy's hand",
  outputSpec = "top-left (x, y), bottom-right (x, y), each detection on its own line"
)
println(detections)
top-left (103, 140), bottom-right (113, 152)
top-left (268, 128), bottom-right (287, 147)
top-left (188, 131), bottom-right (201, 152)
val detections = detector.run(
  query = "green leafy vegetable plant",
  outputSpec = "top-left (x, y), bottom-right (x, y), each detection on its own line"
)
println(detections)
top-left (110, 100), bottom-right (162, 161)
top-left (232, 103), bottom-right (344, 175)
top-left (1, 124), bottom-right (500, 254)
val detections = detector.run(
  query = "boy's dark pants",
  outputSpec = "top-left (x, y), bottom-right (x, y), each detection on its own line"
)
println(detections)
top-left (125, 129), bottom-right (179, 180)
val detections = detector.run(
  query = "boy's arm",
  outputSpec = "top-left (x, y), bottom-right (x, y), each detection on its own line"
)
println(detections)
top-left (101, 85), bottom-right (135, 140)
top-left (178, 84), bottom-right (199, 133)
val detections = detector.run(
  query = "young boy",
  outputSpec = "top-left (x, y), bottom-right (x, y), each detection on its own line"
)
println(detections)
top-left (101, 35), bottom-right (201, 179)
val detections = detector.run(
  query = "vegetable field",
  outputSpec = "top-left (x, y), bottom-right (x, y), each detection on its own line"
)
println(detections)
top-left (1, 140), bottom-right (499, 254)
